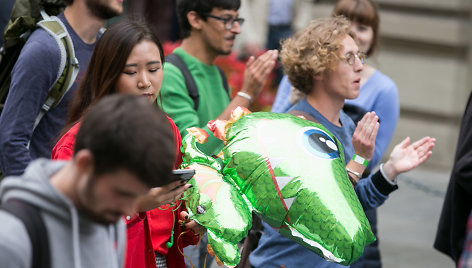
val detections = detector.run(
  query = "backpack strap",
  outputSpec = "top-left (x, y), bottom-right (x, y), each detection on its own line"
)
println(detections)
top-left (166, 53), bottom-right (199, 110)
top-left (287, 110), bottom-right (319, 123)
top-left (216, 66), bottom-right (231, 99)
top-left (28, 10), bottom-right (79, 147)
top-left (1, 199), bottom-right (51, 268)
top-left (166, 53), bottom-right (230, 111)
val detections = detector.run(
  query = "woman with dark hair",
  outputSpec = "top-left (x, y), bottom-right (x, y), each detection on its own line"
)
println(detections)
top-left (52, 20), bottom-right (201, 268)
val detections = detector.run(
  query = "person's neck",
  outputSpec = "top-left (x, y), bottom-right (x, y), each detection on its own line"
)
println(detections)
top-left (50, 162), bottom-right (81, 208)
top-left (306, 87), bottom-right (344, 126)
top-left (180, 35), bottom-right (218, 65)
top-left (64, 3), bottom-right (105, 44)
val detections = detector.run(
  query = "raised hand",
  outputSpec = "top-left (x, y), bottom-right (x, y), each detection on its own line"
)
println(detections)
top-left (240, 49), bottom-right (278, 99)
top-left (352, 111), bottom-right (379, 160)
top-left (382, 136), bottom-right (436, 180)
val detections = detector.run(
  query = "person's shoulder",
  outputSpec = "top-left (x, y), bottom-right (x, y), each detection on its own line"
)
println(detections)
top-left (371, 70), bottom-right (397, 90)
top-left (24, 27), bottom-right (60, 53)
top-left (52, 122), bottom-right (81, 160)
top-left (16, 27), bottom-right (61, 67)
top-left (0, 210), bottom-right (31, 267)
top-left (339, 110), bottom-right (356, 128)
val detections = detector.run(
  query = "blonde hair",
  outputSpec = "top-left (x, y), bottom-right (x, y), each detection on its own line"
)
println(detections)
top-left (280, 16), bottom-right (353, 94)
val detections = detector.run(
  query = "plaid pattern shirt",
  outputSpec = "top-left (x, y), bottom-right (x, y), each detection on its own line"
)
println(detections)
top-left (155, 252), bottom-right (167, 268)
top-left (459, 212), bottom-right (472, 268)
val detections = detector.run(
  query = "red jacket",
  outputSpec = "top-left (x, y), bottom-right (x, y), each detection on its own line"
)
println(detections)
top-left (52, 118), bottom-right (199, 268)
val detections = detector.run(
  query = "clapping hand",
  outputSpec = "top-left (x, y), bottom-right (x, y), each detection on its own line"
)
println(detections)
top-left (240, 49), bottom-right (278, 99)
top-left (352, 111), bottom-right (379, 161)
top-left (383, 136), bottom-right (436, 180)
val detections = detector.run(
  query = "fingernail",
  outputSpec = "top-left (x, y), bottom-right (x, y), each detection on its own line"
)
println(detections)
top-left (188, 185), bottom-right (194, 188)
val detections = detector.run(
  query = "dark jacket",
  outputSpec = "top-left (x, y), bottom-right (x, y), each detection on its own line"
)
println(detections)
top-left (434, 92), bottom-right (472, 262)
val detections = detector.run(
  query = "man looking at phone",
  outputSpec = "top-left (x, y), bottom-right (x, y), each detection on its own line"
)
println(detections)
top-left (0, 95), bottom-right (183, 268)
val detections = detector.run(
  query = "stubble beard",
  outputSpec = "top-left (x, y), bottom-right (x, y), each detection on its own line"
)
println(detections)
top-left (81, 176), bottom-right (119, 225)
top-left (86, 0), bottom-right (122, 20)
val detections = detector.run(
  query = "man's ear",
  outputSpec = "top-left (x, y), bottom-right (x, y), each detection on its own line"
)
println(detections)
top-left (187, 11), bottom-right (203, 31)
top-left (74, 149), bottom-right (94, 178)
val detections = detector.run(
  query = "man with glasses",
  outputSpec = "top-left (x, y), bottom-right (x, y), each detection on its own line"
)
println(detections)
top-left (158, 1), bottom-right (277, 267)
top-left (159, 0), bottom-right (278, 158)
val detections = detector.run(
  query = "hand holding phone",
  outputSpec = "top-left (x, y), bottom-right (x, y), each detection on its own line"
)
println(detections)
top-left (172, 169), bottom-right (195, 183)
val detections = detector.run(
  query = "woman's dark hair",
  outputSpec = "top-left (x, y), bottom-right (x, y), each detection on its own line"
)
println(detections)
top-left (333, 0), bottom-right (379, 56)
top-left (63, 19), bottom-right (164, 135)
top-left (176, 0), bottom-right (241, 38)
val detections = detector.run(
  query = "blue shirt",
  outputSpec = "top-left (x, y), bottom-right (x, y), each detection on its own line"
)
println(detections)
top-left (0, 13), bottom-right (97, 176)
top-left (267, 0), bottom-right (293, 25)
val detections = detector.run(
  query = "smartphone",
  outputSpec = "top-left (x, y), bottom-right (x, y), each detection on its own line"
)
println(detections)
top-left (172, 169), bottom-right (195, 183)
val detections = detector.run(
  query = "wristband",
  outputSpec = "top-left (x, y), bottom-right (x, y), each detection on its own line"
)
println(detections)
top-left (237, 91), bottom-right (253, 103)
top-left (352, 154), bottom-right (369, 167)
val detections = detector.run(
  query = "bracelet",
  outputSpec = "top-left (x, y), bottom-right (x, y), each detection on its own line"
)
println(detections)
top-left (346, 167), bottom-right (361, 179)
top-left (237, 91), bottom-right (253, 103)
top-left (352, 154), bottom-right (369, 167)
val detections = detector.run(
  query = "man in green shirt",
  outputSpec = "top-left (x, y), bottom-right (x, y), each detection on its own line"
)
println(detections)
top-left (159, 0), bottom-right (278, 156)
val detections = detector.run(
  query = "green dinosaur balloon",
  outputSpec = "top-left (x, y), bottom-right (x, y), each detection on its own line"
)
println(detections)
top-left (219, 109), bottom-right (375, 265)
top-left (180, 131), bottom-right (252, 267)
top-left (181, 108), bottom-right (375, 266)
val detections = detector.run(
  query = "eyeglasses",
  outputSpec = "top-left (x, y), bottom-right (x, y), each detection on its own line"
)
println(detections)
top-left (341, 52), bottom-right (366, 65)
top-left (201, 13), bottom-right (245, 30)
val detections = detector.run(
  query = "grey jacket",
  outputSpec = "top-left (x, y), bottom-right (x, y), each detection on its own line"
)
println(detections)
top-left (0, 159), bottom-right (126, 268)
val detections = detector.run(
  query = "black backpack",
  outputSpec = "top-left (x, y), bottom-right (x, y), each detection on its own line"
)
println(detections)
top-left (165, 53), bottom-right (230, 110)
top-left (1, 199), bottom-right (50, 268)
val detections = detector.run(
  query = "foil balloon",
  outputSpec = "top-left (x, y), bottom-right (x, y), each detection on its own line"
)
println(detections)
top-left (214, 107), bottom-right (375, 265)
top-left (181, 107), bottom-right (375, 266)
top-left (180, 128), bottom-right (252, 267)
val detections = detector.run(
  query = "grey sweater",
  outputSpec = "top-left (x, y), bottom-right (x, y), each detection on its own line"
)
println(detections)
top-left (0, 159), bottom-right (126, 268)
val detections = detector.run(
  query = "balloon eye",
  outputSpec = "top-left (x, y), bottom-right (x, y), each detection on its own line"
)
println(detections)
top-left (301, 128), bottom-right (339, 159)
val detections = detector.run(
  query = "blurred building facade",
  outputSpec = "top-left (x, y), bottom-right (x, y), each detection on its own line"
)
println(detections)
top-left (301, 0), bottom-right (472, 170)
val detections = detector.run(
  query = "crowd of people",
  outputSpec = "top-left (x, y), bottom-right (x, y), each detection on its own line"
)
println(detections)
top-left (0, 0), bottom-right (469, 267)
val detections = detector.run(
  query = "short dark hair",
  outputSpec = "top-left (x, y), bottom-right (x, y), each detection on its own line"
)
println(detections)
top-left (64, 0), bottom-right (73, 5)
top-left (63, 19), bottom-right (164, 136)
top-left (75, 95), bottom-right (175, 188)
top-left (176, 0), bottom-right (241, 38)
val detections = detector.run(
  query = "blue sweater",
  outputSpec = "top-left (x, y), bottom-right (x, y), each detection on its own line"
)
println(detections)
top-left (0, 13), bottom-right (96, 176)
top-left (250, 98), bottom-right (398, 268)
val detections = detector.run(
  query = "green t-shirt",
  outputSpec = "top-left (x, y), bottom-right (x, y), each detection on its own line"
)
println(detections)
top-left (158, 47), bottom-right (230, 156)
